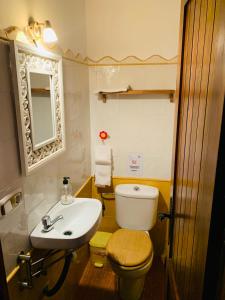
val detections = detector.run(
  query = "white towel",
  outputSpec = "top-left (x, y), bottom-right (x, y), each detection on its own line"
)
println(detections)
top-left (95, 145), bottom-right (111, 165)
top-left (95, 165), bottom-right (111, 187)
top-left (95, 144), bottom-right (112, 187)
top-left (95, 86), bottom-right (130, 94)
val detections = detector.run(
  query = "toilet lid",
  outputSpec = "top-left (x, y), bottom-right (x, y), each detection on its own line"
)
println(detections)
top-left (106, 229), bottom-right (153, 267)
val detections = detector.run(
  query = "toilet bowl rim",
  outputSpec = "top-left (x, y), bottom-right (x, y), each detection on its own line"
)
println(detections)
top-left (108, 250), bottom-right (154, 271)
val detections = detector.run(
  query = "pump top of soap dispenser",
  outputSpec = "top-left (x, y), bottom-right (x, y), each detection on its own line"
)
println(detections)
top-left (63, 177), bottom-right (70, 184)
top-left (61, 176), bottom-right (73, 205)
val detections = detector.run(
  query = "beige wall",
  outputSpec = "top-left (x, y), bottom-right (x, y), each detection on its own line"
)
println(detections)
top-left (0, 0), bottom-right (30, 29)
top-left (0, 0), bottom-right (90, 277)
top-left (0, 0), bottom-right (87, 55)
top-left (85, 0), bottom-right (180, 60)
top-left (87, 0), bottom-right (180, 180)
top-left (30, 0), bottom-right (87, 55)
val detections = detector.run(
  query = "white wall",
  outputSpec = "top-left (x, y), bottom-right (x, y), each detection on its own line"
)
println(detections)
top-left (90, 65), bottom-right (176, 179)
top-left (86, 0), bottom-right (180, 180)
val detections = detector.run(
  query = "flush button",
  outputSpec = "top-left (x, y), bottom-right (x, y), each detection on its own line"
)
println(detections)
top-left (134, 186), bottom-right (140, 191)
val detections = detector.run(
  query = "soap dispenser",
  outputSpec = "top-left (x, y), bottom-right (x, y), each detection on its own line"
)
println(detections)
top-left (61, 177), bottom-right (73, 205)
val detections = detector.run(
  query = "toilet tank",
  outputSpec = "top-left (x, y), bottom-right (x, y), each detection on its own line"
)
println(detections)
top-left (115, 184), bottom-right (159, 231)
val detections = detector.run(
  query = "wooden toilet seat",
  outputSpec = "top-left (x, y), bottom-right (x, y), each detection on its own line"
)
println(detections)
top-left (106, 228), bottom-right (153, 267)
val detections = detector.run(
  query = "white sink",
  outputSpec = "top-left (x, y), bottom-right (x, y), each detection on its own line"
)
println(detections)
top-left (30, 198), bottom-right (102, 249)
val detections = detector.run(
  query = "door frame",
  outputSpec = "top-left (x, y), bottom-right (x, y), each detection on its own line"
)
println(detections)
top-left (203, 98), bottom-right (225, 299)
top-left (165, 2), bottom-right (188, 298)
top-left (169, 0), bottom-right (189, 257)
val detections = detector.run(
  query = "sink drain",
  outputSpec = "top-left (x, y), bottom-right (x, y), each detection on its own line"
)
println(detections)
top-left (63, 230), bottom-right (72, 236)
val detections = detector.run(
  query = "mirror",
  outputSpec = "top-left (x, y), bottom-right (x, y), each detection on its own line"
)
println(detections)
top-left (28, 71), bottom-right (56, 150)
top-left (10, 41), bottom-right (65, 175)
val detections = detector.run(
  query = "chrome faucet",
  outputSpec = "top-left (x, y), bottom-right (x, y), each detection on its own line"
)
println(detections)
top-left (41, 215), bottom-right (63, 232)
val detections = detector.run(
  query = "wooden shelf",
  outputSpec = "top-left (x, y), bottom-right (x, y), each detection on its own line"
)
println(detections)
top-left (99, 89), bottom-right (175, 103)
top-left (31, 88), bottom-right (50, 96)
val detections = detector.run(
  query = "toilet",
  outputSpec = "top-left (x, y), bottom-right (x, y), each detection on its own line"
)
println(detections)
top-left (106, 184), bottom-right (159, 300)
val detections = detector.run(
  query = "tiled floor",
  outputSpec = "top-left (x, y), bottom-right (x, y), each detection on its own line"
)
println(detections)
top-left (72, 257), bottom-right (165, 300)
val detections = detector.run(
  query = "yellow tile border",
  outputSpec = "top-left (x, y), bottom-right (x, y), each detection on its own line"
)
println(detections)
top-left (6, 265), bottom-right (20, 283)
top-left (74, 176), bottom-right (92, 197)
top-left (111, 176), bottom-right (171, 183)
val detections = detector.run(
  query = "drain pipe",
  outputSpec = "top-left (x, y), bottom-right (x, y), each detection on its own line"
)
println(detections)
top-left (43, 251), bottom-right (73, 297)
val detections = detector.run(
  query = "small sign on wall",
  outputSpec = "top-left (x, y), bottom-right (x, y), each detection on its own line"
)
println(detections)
top-left (128, 153), bottom-right (143, 177)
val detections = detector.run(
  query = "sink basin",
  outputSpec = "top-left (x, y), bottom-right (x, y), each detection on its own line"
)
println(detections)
top-left (30, 198), bottom-right (102, 249)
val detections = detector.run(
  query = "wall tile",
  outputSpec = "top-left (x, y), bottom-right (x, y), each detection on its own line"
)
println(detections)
top-left (89, 65), bottom-right (176, 179)
top-left (0, 45), bottom-right (91, 276)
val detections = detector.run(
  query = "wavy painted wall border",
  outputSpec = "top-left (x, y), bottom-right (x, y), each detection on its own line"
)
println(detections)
top-left (63, 49), bottom-right (178, 66)
top-left (0, 30), bottom-right (178, 66)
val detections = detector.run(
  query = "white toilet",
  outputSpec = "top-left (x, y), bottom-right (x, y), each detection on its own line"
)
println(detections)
top-left (106, 184), bottom-right (159, 300)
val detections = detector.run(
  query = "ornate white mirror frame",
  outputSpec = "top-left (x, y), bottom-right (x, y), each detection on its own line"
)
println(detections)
top-left (10, 41), bottom-right (65, 175)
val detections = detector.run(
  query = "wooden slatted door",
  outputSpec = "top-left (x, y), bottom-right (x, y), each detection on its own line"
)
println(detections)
top-left (168, 0), bottom-right (225, 299)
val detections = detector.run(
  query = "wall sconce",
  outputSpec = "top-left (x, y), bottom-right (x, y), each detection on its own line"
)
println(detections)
top-left (4, 26), bottom-right (29, 43)
top-left (3, 18), bottom-right (58, 47)
top-left (26, 18), bottom-right (58, 45)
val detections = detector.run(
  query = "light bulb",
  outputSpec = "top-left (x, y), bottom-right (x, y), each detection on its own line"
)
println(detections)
top-left (16, 30), bottom-right (29, 44)
top-left (43, 21), bottom-right (58, 44)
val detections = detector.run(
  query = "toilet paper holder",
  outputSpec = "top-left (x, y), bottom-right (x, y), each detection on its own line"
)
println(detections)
top-left (0, 188), bottom-right (22, 216)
